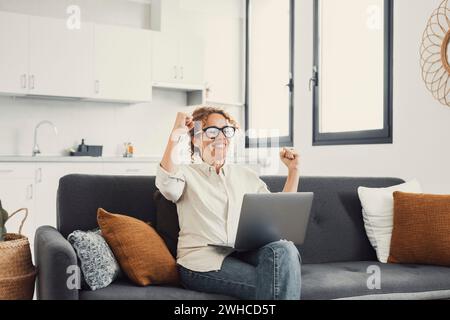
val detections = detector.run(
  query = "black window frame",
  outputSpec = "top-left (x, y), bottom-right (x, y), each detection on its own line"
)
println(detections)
top-left (244, 0), bottom-right (295, 149)
top-left (312, 0), bottom-right (393, 146)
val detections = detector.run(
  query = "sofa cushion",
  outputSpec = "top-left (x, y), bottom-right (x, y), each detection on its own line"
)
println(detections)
top-left (58, 174), bottom-right (405, 264)
top-left (357, 179), bottom-right (422, 263)
top-left (97, 208), bottom-right (179, 286)
top-left (301, 261), bottom-right (450, 300)
top-left (67, 229), bottom-right (121, 290)
top-left (57, 174), bottom-right (158, 238)
top-left (79, 278), bottom-right (236, 300)
top-left (78, 261), bottom-right (450, 300)
top-left (388, 192), bottom-right (450, 266)
top-left (154, 190), bottom-right (179, 258)
top-left (261, 176), bottom-right (405, 264)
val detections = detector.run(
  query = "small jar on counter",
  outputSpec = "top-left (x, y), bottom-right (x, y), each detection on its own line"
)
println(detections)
top-left (123, 142), bottom-right (134, 158)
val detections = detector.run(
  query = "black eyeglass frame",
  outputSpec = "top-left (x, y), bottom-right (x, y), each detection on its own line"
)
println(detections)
top-left (202, 126), bottom-right (237, 139)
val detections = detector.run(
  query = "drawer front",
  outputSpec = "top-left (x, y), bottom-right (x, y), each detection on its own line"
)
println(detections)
top-left (35, 163), bottom-right (105, 176)
top-left (0, 163), bottom-right (36, 179)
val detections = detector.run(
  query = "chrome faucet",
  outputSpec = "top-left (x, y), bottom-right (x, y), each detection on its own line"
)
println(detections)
top-left (32, 120), bottom-right (58, 156)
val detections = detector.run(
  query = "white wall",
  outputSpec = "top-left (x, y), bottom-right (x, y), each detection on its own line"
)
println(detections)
top-left (0, 0), bottom-right (245, 157)
top-left (293, 0), bottom-right (450, 194)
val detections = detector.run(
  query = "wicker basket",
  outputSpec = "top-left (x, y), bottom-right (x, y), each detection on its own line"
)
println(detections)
top-left (0, 208), bottom-right (36, 300)
top-left (0, 270), bottom-right (36, 300)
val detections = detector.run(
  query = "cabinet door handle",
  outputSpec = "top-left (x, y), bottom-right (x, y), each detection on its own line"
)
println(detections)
top-left (21, 74), bottom-right (27, 89)
top-left (180, 66), bottom-right (184, 80)
top-left (36, 168), bottom-right (42, 183)
top-left (95, 80), bottom-right (100, 94)
top-left (0, 169), bottom-right (14, 174)
top-left (27, 184), bottom-right (33, 200)
top-left (29, 75), bottom-right (35, 90)
top-left (126, 168), bottom-right (140, 173)
top-left (174, 66), bottom-right (178, 79)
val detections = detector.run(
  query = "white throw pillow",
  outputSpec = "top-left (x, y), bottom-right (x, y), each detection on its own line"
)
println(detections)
top-left (357, 179), bottom-right (422, 263)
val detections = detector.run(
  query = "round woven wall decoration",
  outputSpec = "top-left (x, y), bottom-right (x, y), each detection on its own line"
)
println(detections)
top-left (420, 0), bottom-right (450, 107)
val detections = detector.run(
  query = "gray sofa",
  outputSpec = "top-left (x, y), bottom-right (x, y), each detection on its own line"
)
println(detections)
top-left (35, 174), bottom-right (450, 300)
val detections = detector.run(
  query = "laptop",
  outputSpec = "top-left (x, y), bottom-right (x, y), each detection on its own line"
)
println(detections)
top-left (208, 192), bottom-right (314, 252)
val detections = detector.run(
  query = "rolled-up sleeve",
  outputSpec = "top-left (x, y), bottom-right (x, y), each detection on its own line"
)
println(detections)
top-left (155, 163), bottom-right (186, 203)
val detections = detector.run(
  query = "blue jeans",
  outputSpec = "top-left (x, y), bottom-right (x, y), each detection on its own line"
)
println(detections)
top-left (178, 240), bottom-right (302, 300)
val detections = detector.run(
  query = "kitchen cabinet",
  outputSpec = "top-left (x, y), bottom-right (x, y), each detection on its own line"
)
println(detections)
top-left (179, 36), bottom-right (205, 86)
top-left (152, 32), bottom-right (180, 84)
top-left (0, 164), bottom-right (36, 248)
top-left (33, 163), bottom-right (103, 230)
top-left (28, 16), bottom-right (94, 98)
top-left (0, 11), bottom-right (154, 102)
top-left (0, 12), bottom-right (29, 95)
top-left (152, 32), bottom-right (205, 89)
top-left (92, 24), bottom-right (152, 102)
top-left (0, 8), bottom-right (208, 103)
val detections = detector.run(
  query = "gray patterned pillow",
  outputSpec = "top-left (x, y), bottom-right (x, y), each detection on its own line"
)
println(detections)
top-left (68, 229), bottom-right (121, 291)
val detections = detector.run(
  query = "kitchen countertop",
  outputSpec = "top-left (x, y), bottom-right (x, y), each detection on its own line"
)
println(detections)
top-left (0, 155), bottom-right (161, 163)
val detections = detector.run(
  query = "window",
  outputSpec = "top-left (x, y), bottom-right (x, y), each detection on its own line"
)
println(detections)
top-left (312, 0), bottom-right (393, 145)
top-left (245, 0), bottom-right (294, 148)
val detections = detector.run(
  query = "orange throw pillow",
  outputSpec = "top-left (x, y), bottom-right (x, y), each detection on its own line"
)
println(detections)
top-left (388, 192), bottom-right (450, 266)
top-left (97, 208), bottom-right (179, 286)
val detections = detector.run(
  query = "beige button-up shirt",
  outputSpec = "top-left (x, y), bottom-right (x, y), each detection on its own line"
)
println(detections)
top-left (155, 161), bottom-right (271, 272)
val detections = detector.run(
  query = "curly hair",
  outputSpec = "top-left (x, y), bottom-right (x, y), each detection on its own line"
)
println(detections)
top-left (189, 106), bottom-right (239, 160)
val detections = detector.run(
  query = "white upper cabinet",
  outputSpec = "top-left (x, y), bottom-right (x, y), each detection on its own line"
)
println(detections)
top-left (0, 164), bottom-right (36, 248)
top-left (152, 32), bottom-right (205, 89)
top-left (179, 35), bottom-right (205, 86)
top-left (92, 24), bottom-right (152, 102)
top-left (152, 32), bottom-right (180, 84)
top-left (0, 6), bottom-right (206, 102)
top-left (29, 16), bottom-right (94, 98)
top-left (0, 11), bottom-right (153, 102)
top-left (33, 163), bottom-right (104, 230)
top-left (0, 12), bottom-right (29, 95)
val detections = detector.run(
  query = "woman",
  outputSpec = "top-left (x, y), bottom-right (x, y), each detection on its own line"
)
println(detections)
top-left (156, 106), bottom-right (302, 300)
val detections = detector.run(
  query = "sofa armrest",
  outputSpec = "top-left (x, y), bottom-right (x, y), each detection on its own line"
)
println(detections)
top-left (34, 226), bottom-right (79, 300)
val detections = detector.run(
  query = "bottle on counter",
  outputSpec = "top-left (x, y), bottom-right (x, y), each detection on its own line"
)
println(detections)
top-left (127, 142), bottom-right (134, 157)
top-left (123, 142), bottom-right (134, 158)
top-left (78, 139), bottom-right (88, 153)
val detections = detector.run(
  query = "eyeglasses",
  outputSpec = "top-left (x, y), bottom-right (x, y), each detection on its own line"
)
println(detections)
top-left (203, 126), bottom-right (236, 139)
